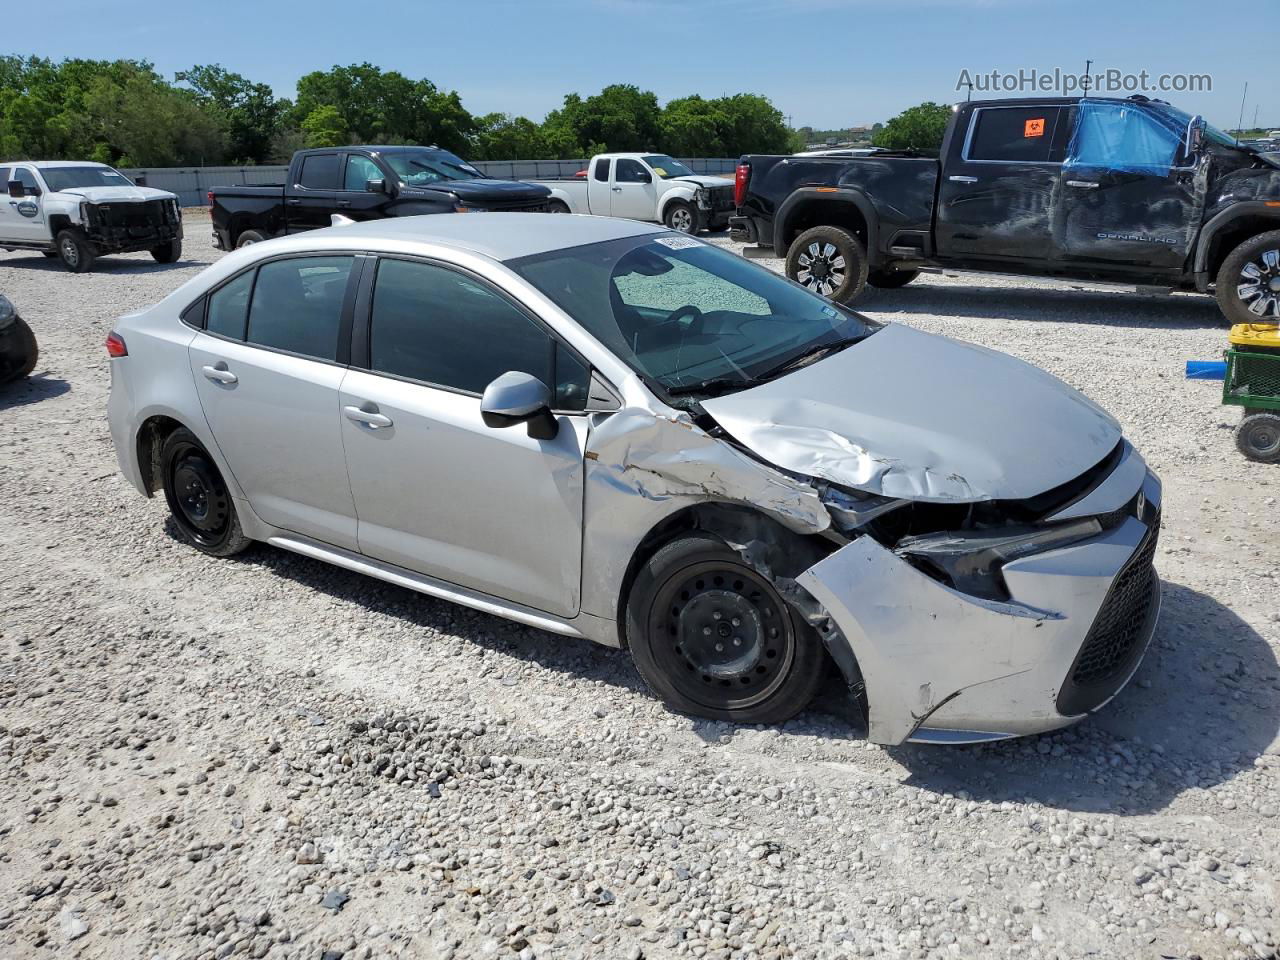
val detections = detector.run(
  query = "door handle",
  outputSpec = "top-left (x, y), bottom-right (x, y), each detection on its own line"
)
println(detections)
top-left (948, 175), bottom-right (978, 184)
top-left (1066, 180), bottom-right (1100, 189)
top-left (611, 186), bottom-right (623, 192)
top-left (335, 200), bottom-right (351, 208)
top-left (287, 197), bottom-right (302, 205)
top-left (343, 405), bottom-right (393, 429)
top-left (201, 363), bottom-right (238, 385)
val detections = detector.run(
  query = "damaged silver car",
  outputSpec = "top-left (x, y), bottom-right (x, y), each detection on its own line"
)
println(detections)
top-left (106, 214), bottom-right (1162, 745)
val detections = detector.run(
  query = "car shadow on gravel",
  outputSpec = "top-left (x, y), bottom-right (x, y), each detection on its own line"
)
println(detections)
top-left (891, 579), bottom-right (1280, 814)
top-left (859, 283), bottom-right (1225, 330)
top-left (0, 253), bottom-right (209, 273)
top-left (0, 373), bottom-right (70, 408)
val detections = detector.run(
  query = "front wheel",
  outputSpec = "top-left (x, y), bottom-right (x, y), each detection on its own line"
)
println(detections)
top-left (160, 428), bottom-right (251, 556)
top-left (1235, 413), bottom-right (1280, 463)
top-left (151, 239), bottom-right (182, 263)
top-left (56, 229), bottom-right (96, 273)
top-left (1217, 229), bottom-right (1280, 323)
top-left (546, 200), bottom-right (570, 214)
top-left (625, 534), bottom-right (826, 725)
top-left (664, 200), bottom-right (701, 235)
top-left (786, 225), bottom-right (868, 303)
top-left (867, 267), bottom-right (920, 289)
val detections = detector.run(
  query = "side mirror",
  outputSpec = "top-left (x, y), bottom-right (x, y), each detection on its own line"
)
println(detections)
top-left (480, 371), bottom-right (558, 440)
top-left (134, 175), bottom-right (147, 187)
top-left (637, 171), bottom-right (652, 184)
top-left (7, 180), bottom-right (22, 199)
top-left (365, 178), bottom-right (386, 194)
top-left (1180, 116), bottom-right (1206, 166)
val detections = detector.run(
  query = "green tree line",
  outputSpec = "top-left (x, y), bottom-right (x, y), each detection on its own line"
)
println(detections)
top-left (0, 56), bottom-right (805, 166)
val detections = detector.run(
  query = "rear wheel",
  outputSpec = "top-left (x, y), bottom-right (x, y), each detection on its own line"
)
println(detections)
top-left (160, 428), bottom-right (251, 556)
top-left (1235, 413), bottom-right (1280, 463)
top-left (1217, 229), bottom-right (1280, 323)
top-left (56, 229), bottom-right (96, 273)
top-left (235, 229), bottom-right (269, 249)
top-left (151, 239), bottom-right (182, 263)
top-left (786, 225), bottom-right (868, 304)
top-left (626, 534), bottom-right (826, 724)
top-left (867, 267), bottom-right (920, 289)
top-left (0, 317), bottom-right (37, 384)
top-left (546, 200), bottom-right (570, 214)
top-left (664, 200), bottom-right (701, 235)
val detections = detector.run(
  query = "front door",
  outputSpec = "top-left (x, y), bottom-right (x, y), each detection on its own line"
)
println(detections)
top-left (1, 166), bottom-right (49, 244)
top-left (935, 104), bottom-right (1072, 263)
top-left (188, 255), bottom-right (361, 549)
top-left (336, 154), bottom-right (390, 222)
top-left (340, 256), bottom-right (590, 617)
top-left (611, 158), bottom-right (658, 221)
top-left (1052, 99), bottom-right (1203, 272)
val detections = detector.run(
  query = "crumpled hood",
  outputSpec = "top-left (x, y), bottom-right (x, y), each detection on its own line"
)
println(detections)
top-left (700, 323), bottom-right (1121, 502)
top-left (60, 186), bottom-right (175, 203)
top-left (671, 175), bottom-right (734, 189)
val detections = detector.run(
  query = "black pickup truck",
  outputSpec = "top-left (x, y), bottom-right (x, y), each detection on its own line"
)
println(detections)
top-left (730, 96), bottom-right (1280, 323)
top-left (210, 146), bottom-right (552, 251)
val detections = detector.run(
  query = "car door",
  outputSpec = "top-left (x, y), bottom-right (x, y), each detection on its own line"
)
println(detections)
top-left (336, 154), bottom-right (390, 222)
top-left (287, 153), bottom-right (341, 232)
top-left (587, 157), bottom-right (612, 215)
top-left (1051, 99), bottom-right (1203, 271)
top-left (187, 254), bottom-right (362, 549)
top-left (339, 256), bottom-right (592, 617)
top-left (611, 158), bottom-right (658, 221)
top-left (934, 104), bottom-right (1071, 262)
top-left (3, 166), bottom-right (49, 243)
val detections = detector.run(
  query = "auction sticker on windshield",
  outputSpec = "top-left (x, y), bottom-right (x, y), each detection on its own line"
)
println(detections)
top-left (654, 236), bottom-right (702, 250)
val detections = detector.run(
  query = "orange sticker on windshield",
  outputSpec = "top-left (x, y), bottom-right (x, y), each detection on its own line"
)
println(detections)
top-left (1024, 117), bottom-right (1045, 138)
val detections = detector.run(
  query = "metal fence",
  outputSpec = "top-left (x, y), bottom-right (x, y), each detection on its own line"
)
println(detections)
top-left (121, 158), bottom-right (741, 207)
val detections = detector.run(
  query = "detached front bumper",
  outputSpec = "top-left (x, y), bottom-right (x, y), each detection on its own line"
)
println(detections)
top-left (798, 463), bottom-right (1162, 745)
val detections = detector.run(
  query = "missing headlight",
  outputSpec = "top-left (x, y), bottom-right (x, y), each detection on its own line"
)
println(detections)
top-left (896, 517), bottom-right (1103, 601)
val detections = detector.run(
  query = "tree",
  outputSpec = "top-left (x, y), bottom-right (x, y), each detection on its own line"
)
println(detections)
top-left (545, 84), bottom-right (662, 154)
top-left (711, 94), bottom-right (793, 156)
top-left (176, 64), bottom-right (287, 163)
top-left (873, 102), bottom-right (952, 153)
top-left (301, 105), bottom-right (347, 148)
top-left (471, 113), bottom-right (551, 161)
top-left (660, 96), bottom-right (726, 157)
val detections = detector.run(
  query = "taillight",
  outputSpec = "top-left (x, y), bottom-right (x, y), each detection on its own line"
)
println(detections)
top-left (733, 163), bottom-right (751, 208)
top-left (105, 332), bottom-right (128, 358)
top-left (207, 190), bottom-right (214, 213)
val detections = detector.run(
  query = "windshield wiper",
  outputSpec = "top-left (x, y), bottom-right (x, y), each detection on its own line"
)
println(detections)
top-left (665, 375), bottom-right (756, 397)
top-left (755, 335), bottom-right (864, 382)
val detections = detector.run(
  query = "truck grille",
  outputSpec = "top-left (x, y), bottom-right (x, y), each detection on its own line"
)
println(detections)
top-left (706, 185), bottom-right (735, 212)
top-left (1055, 513), bottom-right (1160, 716)
top-left (94, 199), bottom-right (172, 233)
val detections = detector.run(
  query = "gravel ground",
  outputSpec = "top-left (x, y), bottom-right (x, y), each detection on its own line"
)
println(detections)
top-left (1, 214), bottom-right (1278, 960)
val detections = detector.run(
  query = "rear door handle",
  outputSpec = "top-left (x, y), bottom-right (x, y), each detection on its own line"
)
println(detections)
top-left (1066, 180), bottom-right (1100, 189)
top-left (201, 363), bottom-right (238, 385)
top-left (611, 186), bottom-right (623, 192)
top-left (948, 175), bottom-right (978, 184)
top-left (287, 197), bottom-right (302, 205)
top-left (343, 404), bottom-right (393, 429)
top-left (335, 199), bottom-right (351, 208)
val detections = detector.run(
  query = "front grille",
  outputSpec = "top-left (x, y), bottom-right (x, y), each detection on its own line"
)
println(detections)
top-left (706, 185), bottom-right (735, 211)
top-left (1056, 513), bottom-right (1160, 715)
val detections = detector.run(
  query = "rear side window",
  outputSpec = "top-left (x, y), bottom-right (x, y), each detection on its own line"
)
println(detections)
top-left (0, 167), bottom-right (9, 184)
top-left (967, 107), bottom-right (1063, 163)
top-left (246, 256), bottom-right (353, 361)
top-left (369, 258), bottom-right (586, 408)
top-left (298, 154), bottom-right (340, 190)
top-left (593, 159), bottom-right (611, 182)
top-left (207, 271), bottom-right (255, 340)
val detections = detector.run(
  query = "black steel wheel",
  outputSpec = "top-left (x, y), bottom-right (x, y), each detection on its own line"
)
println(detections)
top-left (1217, 229), bottom-right (1280, 323)
top-left (160, 428), bottom-right (251, 556)
top-left (151, 239), bottom-right (182, 263)
top-left (786, 225), bottom-right (868, 304)
top-left (626, 534), bottom-right (826, 724)
top-left (1235, 412), bottom-right (1280, 463)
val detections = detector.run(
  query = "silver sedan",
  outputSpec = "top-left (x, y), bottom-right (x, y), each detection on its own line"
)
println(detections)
top-left (106, 213), bottom-right (1162, 744)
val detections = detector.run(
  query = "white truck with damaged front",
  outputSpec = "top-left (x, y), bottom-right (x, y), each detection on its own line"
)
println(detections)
top-left (528, 154), bottom-right (736, 234)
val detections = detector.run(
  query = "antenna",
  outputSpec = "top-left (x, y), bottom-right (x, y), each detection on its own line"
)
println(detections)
top-left (1083, 60), bottom-right (1093, 94)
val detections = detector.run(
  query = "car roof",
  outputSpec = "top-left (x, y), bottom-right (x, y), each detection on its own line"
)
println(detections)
top-left (267, 212), bottom-right (667, 263)
top-left (16, 161), bottom-right (112, 169)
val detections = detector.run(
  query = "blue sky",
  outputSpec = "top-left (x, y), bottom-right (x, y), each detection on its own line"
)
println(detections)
top-left (28, 0), bottom-right (1278, 131)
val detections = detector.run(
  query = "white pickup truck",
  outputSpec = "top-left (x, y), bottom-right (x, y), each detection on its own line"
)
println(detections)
top-left (1, 161), bottom-right (182, 273)
top-left (529, 154), bottom-right (735, 234)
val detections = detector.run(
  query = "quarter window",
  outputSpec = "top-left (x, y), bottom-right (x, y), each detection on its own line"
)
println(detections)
top-left (967, 107), bottom-right (1063, 163)
top-left (206, 271), bottom-right (255, 340)
top-left (344, 155), bottom-right (382, 192)
top-left (592, 159), bottom-right (611, 182)
top-left (0, 167), bottom-right (10, 185)
top-left (369, 258), bottom-right (587, 408)
top-left (246, 257), bottom-right (353, 361)
top-left (298, 153), bottom-right (340, 190)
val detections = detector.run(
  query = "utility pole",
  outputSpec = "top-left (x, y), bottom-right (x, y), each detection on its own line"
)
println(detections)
top-left (1253, 104), bottom-right (1260, 130)
top-left (1237, 81), bottom-right (1248, 137)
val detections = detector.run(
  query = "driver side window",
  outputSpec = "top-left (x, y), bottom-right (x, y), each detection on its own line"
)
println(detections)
top-left (14, 168), bottom-right (39, 195)
top-left (1068, 102), bottom-right (1179, 173)
top-left (344, 155), bottom-right (382, 192)
top-left (614, 159), bottom-right (650, 184)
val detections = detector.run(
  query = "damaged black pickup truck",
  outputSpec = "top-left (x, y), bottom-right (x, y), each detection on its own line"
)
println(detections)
top-left (730, 96), bottom-right (1280, 323)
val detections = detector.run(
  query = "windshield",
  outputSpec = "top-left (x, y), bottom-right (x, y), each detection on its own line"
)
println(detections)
top-left (509, 234), bottom-right (878, 399)
top-left (381, 150), bottom-right (484, 185)
top-left (1147, 103), bottom-right (1239, 149)
top-left (641, 155), bottom-right (696, 179)
top-left (40, 166), bottom-right (134, 191)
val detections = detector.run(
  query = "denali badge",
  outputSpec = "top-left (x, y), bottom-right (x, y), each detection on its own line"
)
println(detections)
top-left (1096, 232), bottom-right (1177, 244)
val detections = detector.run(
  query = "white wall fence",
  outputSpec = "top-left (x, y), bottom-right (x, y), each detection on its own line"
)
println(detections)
top-left (121, 158), bottom-right (741, 208)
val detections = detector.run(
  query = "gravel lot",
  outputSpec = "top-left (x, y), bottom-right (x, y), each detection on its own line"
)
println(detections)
top-left (2, 214), bottom-right (1278, 960)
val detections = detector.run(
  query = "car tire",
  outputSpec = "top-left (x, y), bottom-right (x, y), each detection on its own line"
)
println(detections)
top-left (235, 229), bottom-right (269, 249)
top-left (55, 229), bottom-right (96, 273)
top-left (867, 267), bottom-right (920, 289)
top-left (786, 225), bottom-right (869, 304)
top-left (625, 533), bottom-right (826, 725)
top-left (664, 200), bottom-right (701, 235)
top-left (1235, 412), bottom-right (1280, 463)
top-left (151, 239), bottom-right (182, 263)
top-left (1216, 229), bottom-right (1280, 323)
top-left (160, 428), bottom-right (251, 557)
top-left (0, 317), bottom-right (38, 384)
top-left (546, 200), bottom-right (570, 214)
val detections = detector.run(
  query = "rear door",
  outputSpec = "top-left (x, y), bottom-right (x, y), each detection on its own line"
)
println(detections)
top-left (188, 254), bottom-right (362, 548)
top-left (610, 158), bottom-right (658, 221)
top-left (587, 157), bottom-right (612, 215)
top-left (2, 166), bottom-right (49, 243)
top-left (934, 104), bottom-right (1071, 262)
top-left (287, 153), bottom-right (342, 232)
